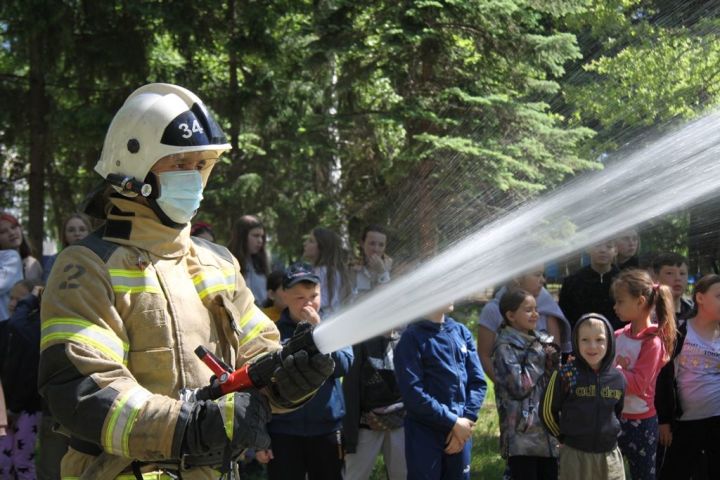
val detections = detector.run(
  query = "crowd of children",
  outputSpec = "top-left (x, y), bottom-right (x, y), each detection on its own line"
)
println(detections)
top-left (1, 208), bottom-right (720, 480)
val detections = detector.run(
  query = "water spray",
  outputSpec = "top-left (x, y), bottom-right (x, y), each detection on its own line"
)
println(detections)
top-left (312, 112), bottom-right (720, 354)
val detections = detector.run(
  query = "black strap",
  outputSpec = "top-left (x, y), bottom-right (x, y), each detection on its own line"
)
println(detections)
top-left (75, 227), bottom-right (120, 262)
top-left (132, 461), bottom-right (144, 480)
top-left (69, 436), bottom-right (103, 456)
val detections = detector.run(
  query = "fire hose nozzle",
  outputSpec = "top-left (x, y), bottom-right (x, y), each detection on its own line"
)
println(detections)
top-left (195, 322), bottom-right (318, 400)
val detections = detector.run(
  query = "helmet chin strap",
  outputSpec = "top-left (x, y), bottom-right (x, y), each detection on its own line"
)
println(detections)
top-left (144, 172), bottom-right (188, 229)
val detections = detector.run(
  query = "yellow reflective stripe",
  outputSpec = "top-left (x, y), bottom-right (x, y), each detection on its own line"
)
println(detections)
top-left (238, 321), bottom-right (266, 347)
top-left (41, 318), bottom-right (128, 365)
top-left (104, 387), bottom-right (152, 457)
top-left (238, 307), bottom-right (257, 329)
top-left (220, 392), bottom-right (235, 441)
top-left (109, 269), bottom-right (162, 294)
top-left (542, 370), bottom-right (560, 437)
top-left (193, 268), bottom-right (236, 299)
top-left (236, 307), bottom-right (270, 348)
top-left (108, 269), bottom-right (151, 278)
top-left (222, 267), bottom-right (235, 285)
top-left (64, 473), bottom-right (187, 480)
top-left (112, 285), bottom-right (162, 294)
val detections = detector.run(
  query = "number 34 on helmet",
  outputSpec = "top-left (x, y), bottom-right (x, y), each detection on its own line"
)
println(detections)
top-left (94, 83), bottom-right (231, 198)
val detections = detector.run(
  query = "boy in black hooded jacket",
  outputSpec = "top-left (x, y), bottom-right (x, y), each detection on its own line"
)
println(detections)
top-left (540, 313), bottom-right (626, 480)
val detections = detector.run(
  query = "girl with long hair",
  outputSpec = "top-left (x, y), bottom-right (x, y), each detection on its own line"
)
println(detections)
top-left (228, 215), bottom-right (270, 306)
top-left (303, 227), bottom-right (350, 315)
top-left (0, 213), bottom-right (42, 283)
top-left (657, 274), bottom-right (720, 479)
top-left (612, 268), bottom-right (677, 480)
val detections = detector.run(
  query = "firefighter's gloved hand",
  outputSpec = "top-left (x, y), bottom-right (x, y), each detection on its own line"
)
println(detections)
top-left (181, 389), bottom-right (270, 462)
top-left (272, 350), bottom-right (335, 405)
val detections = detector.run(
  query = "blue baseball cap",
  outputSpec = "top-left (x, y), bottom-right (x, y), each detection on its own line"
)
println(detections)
top-left (282, 263), bottom-right (321, 289)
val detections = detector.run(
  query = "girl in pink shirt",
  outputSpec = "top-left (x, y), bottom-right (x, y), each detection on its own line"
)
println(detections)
top-left (612, 269), bottom-right (677, 480)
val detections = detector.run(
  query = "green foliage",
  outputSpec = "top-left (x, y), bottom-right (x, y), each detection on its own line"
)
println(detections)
top-left (569, 29), bottom-right (720, 130)
top-left (2, 0), bottom-right (673, 259)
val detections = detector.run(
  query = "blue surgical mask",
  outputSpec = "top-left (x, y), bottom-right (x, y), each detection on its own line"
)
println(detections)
top-left (156, 170), bottom-right (204, 224)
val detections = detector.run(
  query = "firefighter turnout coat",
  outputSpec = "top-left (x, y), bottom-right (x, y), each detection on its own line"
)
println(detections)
top-left (39, 197), bottom-right (283, 479)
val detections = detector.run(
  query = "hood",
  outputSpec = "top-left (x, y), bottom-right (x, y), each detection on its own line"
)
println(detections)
top-left (536, 288), bottom-right (566, 321)
top-left (572, 313), bottom-right (616, 372)
top-left (101, 196), bottom-right (192, 258)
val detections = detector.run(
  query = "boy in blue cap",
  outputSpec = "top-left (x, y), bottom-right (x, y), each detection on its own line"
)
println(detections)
top-left (259, 263), bottom-right (354, 480)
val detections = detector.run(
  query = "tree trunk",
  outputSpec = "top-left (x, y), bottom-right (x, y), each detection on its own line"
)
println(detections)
top-left (227, 0), bottom-right (240, 159)
top-left (27, 25), bottom-right (49, 259)
top-left (416, 158), bottom-right (437, 257)
top-left (409, 36), bottom-right (440, 258)
top-left (326, 52), bottom-right (349, 247)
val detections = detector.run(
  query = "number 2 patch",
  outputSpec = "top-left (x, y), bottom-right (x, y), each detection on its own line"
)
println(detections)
top-left (58, 264), bottom-right (86, 290)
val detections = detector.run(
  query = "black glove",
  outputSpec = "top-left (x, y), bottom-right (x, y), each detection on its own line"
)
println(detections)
top-left (271, 349), bottom-right (335, 407)
top-left (181, 388), bottom-right (270, 466)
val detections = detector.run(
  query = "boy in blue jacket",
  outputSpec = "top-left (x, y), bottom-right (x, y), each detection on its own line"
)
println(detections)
top-left (260, 263), bottom-right (353, 480)
top-left (394, 304), bottom-right (487, 479)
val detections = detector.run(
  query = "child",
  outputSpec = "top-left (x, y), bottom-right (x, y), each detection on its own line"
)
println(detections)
top-left (612, 269), bottom-right (676, 480)
top-left (559, 240), bottom-right (622, 330)
top-left (260, 263), bottom-right (353, 480)
top-left (478, 266), bottom-right (570, 383)
top-left (656, 274), bottom-right (720, 480)
top-left (540, 314), bottom-right (626, 480)
top-left (0, 280), bottom-right (43, 480)
top-left (651, 252), bottom-right (693, 326)
top-left (261, 270), bottom-right (286, 322)
top-left (651, 253), bottom-right (692, 473)
top-left (350, 225), bottom-right (392, 301)
top-left (614, 228), bottom-right (640, 270)
top-left (343, 225), bottom-right (405, 480)
top-left (394, 303), bottom-right (487, 479)
top-left (190, 221), bottom-right (215, 242)
top-left (228, 215), bottom-right (271, 306)
top-left (342, 329), bottom-right (405, 480)
top-left (492, 289), bottom-right (560, 479)
top-left (303, 227), bottom-right (351, 315)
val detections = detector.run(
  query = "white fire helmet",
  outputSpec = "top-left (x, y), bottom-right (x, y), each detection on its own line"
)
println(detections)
top-left (94, 83), bottom-right (231, 197)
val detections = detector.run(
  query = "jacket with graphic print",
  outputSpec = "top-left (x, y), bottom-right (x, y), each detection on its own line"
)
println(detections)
top-left (38, 197), bottom-right (287, 479)
top-left (540, 314), bottom-right (626, 453)
top-left (492, 325), bottom-right (559, 459)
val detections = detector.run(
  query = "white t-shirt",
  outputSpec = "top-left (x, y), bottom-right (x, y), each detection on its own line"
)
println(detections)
top-left (0, 249), bottom-right (24, 320)
top-left (314, 265), bottom-right (343, 315)
top-left (676, 321), bottom-right (720, 421)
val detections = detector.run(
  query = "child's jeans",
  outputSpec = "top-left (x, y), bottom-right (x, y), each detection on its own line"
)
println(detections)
top-left (618, 415), bottom-right (658, 480)
top-left (404, 420), bottom-right (471, 480)
top-left (0, 411), bottom-right (40, 480)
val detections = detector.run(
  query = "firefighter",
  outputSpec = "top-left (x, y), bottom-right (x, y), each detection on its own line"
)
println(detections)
top-left (39, 83), bottom-right (334, 479)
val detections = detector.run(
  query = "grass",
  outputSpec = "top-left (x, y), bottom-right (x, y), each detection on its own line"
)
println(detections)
top-left (469, 382), bottom-right (505, 479)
